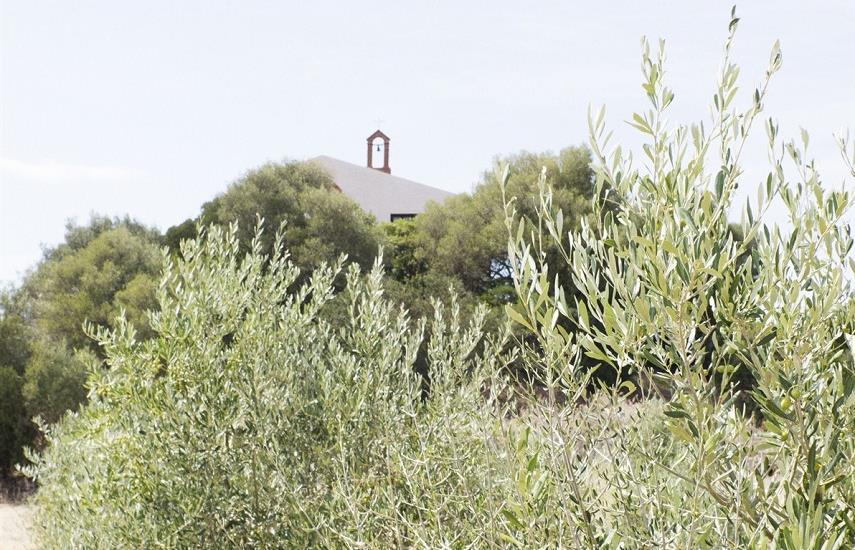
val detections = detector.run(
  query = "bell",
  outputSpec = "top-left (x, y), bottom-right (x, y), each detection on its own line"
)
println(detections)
top-left (375, 143), bottom-right (381, 152)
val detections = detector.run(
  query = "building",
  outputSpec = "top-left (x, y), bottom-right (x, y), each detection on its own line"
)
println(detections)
top-left (310, 130), bottom-right (454, 223)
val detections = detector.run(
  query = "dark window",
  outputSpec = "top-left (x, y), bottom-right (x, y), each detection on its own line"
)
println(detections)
top-left (390, 213), bottom-right (416, 222)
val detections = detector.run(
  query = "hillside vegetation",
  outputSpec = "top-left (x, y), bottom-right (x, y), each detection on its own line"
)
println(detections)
top-left (8, 11), bottom-right (855, 548)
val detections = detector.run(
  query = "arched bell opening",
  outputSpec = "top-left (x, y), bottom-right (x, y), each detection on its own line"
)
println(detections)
top-left (366, 130), bottom-right (391, 174)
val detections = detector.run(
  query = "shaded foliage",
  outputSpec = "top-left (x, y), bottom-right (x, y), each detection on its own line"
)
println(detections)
top-left (0, 288), bottom-right (31, 376)
top-left (0, 367), bottom-right (26, 474)
top-left (414, 146), bottom-right (595, 297)
top-left (0, 217), bottom-right (162, 476)
top-left (24, 218), bottom-right (162, 353)
top-left (21, 338), bottom-right (94, 426)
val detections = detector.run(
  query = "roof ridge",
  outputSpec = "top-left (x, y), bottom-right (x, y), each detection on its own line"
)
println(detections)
top-left (309, 155), bottom-right (453, 193)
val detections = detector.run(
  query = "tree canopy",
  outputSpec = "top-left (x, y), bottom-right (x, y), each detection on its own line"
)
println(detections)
top-left (25, 218), bottom-right (162, 352)
top-left (0, 217), bottom-right (163, 476)
top-left (408, 146), bottom-right (595, 300)
top-left (165, 161), bottom-right (382, 273)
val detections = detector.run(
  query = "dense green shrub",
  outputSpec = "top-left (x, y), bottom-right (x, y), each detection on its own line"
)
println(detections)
top-left (25, 218), bottom-right (162, 353)
top-left (26, 224), bottom-right (512, 547)
top-left (0, 366), bottom-right (26, 473)
top-left (414, 146), bottom-right (595, 298)
top-left (21, 337), bottom-right (94, 426)
top-left (0, 288), bottom-right (32, 376)
top-left (0, 218), bottom-right (162, 476)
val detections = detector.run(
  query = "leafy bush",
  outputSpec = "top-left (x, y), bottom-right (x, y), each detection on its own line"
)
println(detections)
top-left (414, 146), bottom-right (595, 298)
top-left (0, 288), bottom-right (32, 376)
top-left (26, 224), bottom-right (511, 547)
top-left (21, 337), bottom-right (94, 426)
top-left (502, 11), bottom-right (855, 547)
top-left (0, 218), bottom-right (163, 476)
top-left (0, 366), bottom-right (26, 473)
top-left (25, 219), bottom-right (162, 353)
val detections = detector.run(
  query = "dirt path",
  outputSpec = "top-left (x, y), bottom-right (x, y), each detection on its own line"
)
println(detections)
top-left (0, 503), bottom-right (32, 550)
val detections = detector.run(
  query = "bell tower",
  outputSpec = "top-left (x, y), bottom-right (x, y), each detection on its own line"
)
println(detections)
top-left (366, 130), bottom-right (391, 174)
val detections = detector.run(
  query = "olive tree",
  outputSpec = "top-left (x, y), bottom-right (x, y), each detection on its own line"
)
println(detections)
top-left (503, 11), bottom-right (855, 547)
top-left (27, 224), bottom-right (511, 548)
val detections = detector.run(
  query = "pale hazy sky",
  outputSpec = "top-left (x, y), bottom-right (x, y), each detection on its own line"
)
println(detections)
top-left (2, 1), bottom-right (854, 284)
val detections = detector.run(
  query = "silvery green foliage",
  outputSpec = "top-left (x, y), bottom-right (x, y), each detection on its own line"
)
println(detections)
top-left (25, 223), bottom-right (512, 548)
top-left (23, 11), bottom-right (855, 550)
top-left (503, 10), bottom-right (855, 548)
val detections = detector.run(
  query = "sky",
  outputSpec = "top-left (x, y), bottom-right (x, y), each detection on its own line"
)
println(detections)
top-left (2, 1), bottom-right (854, 285)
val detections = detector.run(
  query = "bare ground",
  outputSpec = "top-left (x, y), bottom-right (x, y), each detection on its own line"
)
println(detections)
top-left (0, 503), bottom-right (32, 550)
